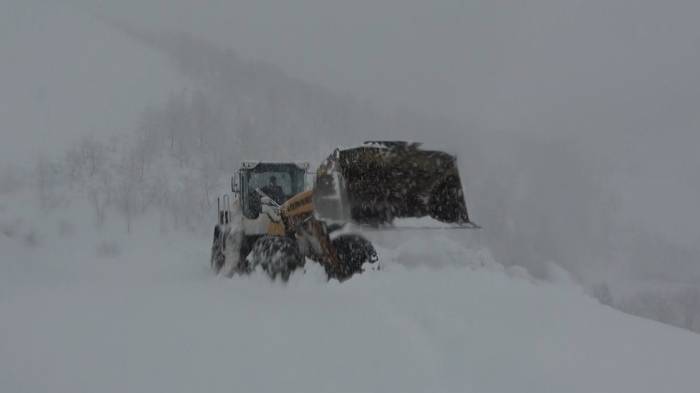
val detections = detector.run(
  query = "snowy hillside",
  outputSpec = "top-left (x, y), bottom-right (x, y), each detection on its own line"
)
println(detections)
top-left (0, 2), bottom-right (188, 167)
top-left (2, 192), bottom-right (700, 393)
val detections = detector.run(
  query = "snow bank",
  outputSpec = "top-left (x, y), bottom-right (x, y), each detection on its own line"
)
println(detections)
top-left (2, 195), bottom-right (700, 393)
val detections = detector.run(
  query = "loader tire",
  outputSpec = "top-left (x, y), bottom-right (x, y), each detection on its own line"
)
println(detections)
top-left (246, 236), bottom-right (304, 281)
top-left (429, 175), bottom-right (468, 223)
top-left (211, 225), bottom-right (226, 273)
top-left (331, 234), bottom-right (378, 279)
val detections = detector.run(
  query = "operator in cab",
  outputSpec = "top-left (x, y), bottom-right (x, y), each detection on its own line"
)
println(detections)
top-left (262, 176), bottom-right (285, 205)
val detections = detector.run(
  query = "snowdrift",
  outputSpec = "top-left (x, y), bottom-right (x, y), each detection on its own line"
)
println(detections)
top-left (2, 194), bottom-right (700, 393)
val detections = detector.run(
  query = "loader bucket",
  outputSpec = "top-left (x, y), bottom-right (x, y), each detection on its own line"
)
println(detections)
top-left (313, 142), bottom-right (474, 226)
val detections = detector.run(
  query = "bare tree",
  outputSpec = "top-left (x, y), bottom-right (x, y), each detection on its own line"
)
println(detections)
top-left (35, 157), bottom-right (62, 210)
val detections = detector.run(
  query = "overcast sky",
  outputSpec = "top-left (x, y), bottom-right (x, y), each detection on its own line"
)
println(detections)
top-left (2, 0), bottom-right (699, 245)
top-left (4, 1), bottom-right (699, 143)
top-left (72, 0), bottom-right (700, 131)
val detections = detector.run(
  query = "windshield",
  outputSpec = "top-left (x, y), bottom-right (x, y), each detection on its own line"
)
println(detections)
top-left (241, 164), bottom-right (306, 213)
top-left (248, 172), bottom-right (294, 196)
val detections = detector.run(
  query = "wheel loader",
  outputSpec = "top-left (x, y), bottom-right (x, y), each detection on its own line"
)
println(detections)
top-left (211, 141), bottom-right (477, 281)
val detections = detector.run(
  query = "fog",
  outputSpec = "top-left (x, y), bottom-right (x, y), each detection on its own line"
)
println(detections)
top-left (2, 1), bottom-right (699, 331)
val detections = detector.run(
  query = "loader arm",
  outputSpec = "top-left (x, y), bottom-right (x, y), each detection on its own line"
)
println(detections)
top-left (280, 190), bottom-right (349, 278)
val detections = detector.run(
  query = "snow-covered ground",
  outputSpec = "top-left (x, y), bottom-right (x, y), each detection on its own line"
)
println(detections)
top-left (2, 193), bottom-right (700, 393)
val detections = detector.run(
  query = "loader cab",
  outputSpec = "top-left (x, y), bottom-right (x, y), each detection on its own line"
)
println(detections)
top-left (233, 162), bottom-right (309, 219)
